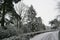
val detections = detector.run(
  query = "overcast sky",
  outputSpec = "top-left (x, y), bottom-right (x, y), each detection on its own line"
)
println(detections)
top-left (23, 0), bottom-right (60, 26)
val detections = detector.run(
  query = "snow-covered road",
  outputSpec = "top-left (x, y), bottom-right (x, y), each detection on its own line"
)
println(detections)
top-left (30, 31), bottom-right (59, 40)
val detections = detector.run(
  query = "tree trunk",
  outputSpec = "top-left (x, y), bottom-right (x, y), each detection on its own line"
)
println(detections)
top-left (1, 2), bottom-right (6, 29)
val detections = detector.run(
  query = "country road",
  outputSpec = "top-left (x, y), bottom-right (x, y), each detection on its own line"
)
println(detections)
top-left (30, 31), bottom-right (59, 40)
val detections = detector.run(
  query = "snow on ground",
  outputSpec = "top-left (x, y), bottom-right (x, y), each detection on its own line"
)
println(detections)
top-left (30, 31), bottom-right (59, 40)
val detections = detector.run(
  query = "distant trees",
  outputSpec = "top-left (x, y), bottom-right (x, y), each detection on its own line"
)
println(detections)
top-left (19, 5), bottom-right (46, 33)
top-left (49, 19), bottom-right (59, 29)
top-left (49, 15), bottom-right (60, 29)
top-left (49, 2), bottom-right (60, 29)
top-left (28, 5), bottom-right (45, 32)
top-left (28, 5), bottom-right (36, 20)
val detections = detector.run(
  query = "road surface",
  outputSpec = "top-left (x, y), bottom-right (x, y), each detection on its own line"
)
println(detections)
top-left (30, 31), bottom-right (59, 40)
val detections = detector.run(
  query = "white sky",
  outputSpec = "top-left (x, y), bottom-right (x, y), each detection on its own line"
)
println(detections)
top-left (23, 0), bottom-right (60, 26)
